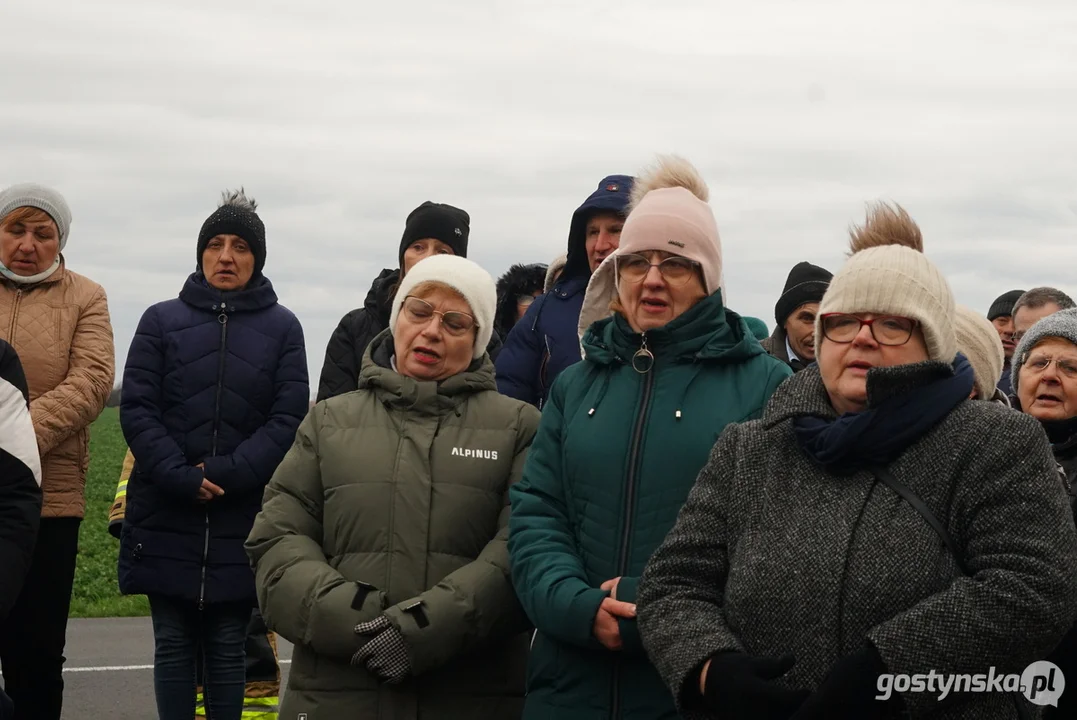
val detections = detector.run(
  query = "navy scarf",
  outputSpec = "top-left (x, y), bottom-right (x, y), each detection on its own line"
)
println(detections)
top-left (793, 355), bottom-right (975, 473)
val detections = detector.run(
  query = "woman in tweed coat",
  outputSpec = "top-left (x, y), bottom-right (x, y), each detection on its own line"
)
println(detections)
top-left (636, 204), bottom-right (1077, 720)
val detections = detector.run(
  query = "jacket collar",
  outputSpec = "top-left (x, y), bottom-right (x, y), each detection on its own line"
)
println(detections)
top-left (178, 272), bottom-right (278, 312)
top-left (0, 256), bottom-right (67, 289)
top-left (1041, 416), bottom-right (1077, 453)
top-left (363, 268), bottom-right (400, 328)
top-left (581, 292), bottom-right (765, 367)
top-left (548, 273), bottom-right (588, 300)
top-left (766, 325), bottom-right (791, 362)
top-left (358, 329), bottom-right (496, 415)
top-left (764, 359), bottom-right (959, 427)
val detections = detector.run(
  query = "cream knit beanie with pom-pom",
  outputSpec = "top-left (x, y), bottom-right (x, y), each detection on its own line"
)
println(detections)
top-left (816, 203), bottom-right (957, 363)
top-left (953, 305), bottom-right (1005, 399)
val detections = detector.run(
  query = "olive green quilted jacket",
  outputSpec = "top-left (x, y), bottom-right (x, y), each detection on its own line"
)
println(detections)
top-left (247, 330), bottom-right (541, 719)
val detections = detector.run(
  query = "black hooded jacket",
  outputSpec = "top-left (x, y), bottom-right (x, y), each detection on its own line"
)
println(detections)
top-left (494, 263), bottom-right (547, 342)
top-left (0, 339), bottom-right (42, 621)
top-left (317, 268), bottom-right (503, 402)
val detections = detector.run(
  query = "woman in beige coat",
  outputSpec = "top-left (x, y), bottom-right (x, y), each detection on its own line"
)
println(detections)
top-left (0, 183), bottom-right (114, 720)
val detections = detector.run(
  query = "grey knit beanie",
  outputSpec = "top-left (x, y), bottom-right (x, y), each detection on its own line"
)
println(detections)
top-left (1010, 307), bottom-right (1077, 395)
top-left (0, 183), bottom-right (72, 250)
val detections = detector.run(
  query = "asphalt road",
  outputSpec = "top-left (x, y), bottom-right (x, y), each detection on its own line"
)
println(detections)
top-left (49, 617), bottom-right (292, 719)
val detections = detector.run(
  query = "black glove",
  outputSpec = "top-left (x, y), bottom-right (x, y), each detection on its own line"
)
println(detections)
top-left (701, 651), bottom-right (811, 719)
top-left (352, 616), bottom-right (412, 684)
top-left (791, 643), bottom-right (891, 719)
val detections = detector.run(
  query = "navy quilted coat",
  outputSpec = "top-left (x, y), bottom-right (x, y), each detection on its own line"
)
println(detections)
top-left (118, 273), bottom-right (309, 606)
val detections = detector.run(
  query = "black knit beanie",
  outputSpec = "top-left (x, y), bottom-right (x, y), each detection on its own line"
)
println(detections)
top-left (987, 289), bottom-right (1025, 321)
top-left (196, 190), bottom-right (266, 277)
top-left (775, 261), bottom-right (833, 328)
top-left (399, 201), bottom-right (470, 267)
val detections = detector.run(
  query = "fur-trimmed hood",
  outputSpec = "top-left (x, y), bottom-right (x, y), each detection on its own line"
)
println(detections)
top-left (544, 254), bottom-right (567, 293)
top-left (495, 263), bottom-right (547, 340)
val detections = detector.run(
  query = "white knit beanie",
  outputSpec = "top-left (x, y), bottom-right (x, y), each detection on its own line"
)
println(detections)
top-left (953, 305), bottom-right (1004, 399)
top-left (0, 183), bottom-right (72, 250)
top-left (816, 204), bottom-right (956, 363)
top-left (578, 155), bottom-right (724, 340)
top-left (389, 254), bottom-right (496, 359)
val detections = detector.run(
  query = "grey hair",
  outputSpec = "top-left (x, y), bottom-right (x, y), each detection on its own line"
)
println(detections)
top-left (219, 187), bottom-right (258, 212)
top-left (1013, 286), bottom-right (1076, 316)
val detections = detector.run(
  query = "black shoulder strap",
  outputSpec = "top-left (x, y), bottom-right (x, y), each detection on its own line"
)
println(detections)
top-left (872, 467), bottom-right (969, 576)
top-left (871, 467), bottom-right (1035, 720)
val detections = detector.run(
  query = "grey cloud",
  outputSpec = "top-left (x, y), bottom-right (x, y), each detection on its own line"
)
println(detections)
top-left (3, 0), bottom-right (1077, 390)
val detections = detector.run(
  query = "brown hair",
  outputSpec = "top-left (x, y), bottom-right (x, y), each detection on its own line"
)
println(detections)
top-left (1, 206), bottom-right (55, 232)
top-left (848, 202), bottom-right (923, 255)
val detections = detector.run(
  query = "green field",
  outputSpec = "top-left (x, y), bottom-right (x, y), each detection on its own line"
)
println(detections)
top-left (70, 407), bottom-right (150, 618)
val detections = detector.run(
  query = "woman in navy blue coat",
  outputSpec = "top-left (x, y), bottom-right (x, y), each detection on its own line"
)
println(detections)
top-left (119, 190), bottom-right (309, 720)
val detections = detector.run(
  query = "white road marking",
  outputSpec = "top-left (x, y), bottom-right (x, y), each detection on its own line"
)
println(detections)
top-left (63, 659), bottom-right (292, 673)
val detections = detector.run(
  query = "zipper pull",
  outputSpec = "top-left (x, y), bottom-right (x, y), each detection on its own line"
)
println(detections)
top-left (631, 332), bottom-right (654, 374)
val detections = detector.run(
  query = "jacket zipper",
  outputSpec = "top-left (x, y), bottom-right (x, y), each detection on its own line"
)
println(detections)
top-left (200, 304), bottom-right (229, 611)
top-left (610, 335), bottom-right (656, 720)
top-left (7, 289), bottom-right (22, 342)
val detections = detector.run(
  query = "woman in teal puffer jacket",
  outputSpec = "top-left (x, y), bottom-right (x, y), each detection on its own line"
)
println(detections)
top-left (507, 155), bottom-right (792, 720)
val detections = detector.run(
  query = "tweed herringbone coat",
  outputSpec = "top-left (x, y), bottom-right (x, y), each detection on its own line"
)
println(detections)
top-left (637, 361), bottom-right (1077, 719)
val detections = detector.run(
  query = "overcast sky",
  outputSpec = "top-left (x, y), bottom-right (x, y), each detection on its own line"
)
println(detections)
top-left (4, 1), bottom-right (1076, 392)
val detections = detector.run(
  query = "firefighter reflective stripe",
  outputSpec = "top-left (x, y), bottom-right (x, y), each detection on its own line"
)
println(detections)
top-left (193, 610), bottom-right (281, 719)
top-left (242, 694), bottom-right (278, 719)
top-left (108, 448), bottom-right (135, 538)
top-left (195, 691), bottom-right (278, 719)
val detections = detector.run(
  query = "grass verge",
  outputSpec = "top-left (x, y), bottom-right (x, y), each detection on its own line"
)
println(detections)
top-left (70, 407), bottom-right (150, 618)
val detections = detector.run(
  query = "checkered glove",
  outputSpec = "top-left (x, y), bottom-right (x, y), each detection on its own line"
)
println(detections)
top-left (352, 615), bottom-right (411, 683)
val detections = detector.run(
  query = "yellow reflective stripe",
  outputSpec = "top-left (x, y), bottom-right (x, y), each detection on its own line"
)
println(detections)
top-left (194, 692), bottom-right (277, 718)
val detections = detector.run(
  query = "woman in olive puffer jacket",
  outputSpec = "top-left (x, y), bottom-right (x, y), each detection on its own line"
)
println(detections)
top-left (248, 255), bottom-right (540, 720)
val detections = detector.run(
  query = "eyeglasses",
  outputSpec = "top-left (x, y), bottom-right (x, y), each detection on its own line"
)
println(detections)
top-left (1024, 353), bottom-right (1077, 379)
top-left (616, 253), bottom-right (701, 286)
top-left (516, 294), bottom-right (537, 307)
top-left (820, 313), bottom-right (918, 346)
top-left (402, 296), bottom-right (477, 336)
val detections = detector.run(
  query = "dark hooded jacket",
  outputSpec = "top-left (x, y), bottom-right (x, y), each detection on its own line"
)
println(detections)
top-left (119, 273), bottom-right (309, 606)
top-left (318, 268), bottom-right (502, 402)
top-left (1040, 418), bottom-right (1077, 720)
top-left (496, 175), bottom-right (633, 408)
top-left (494, 263), bottom-right (547, 341)
top-left (0, 340), bottom-right (41, 621)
